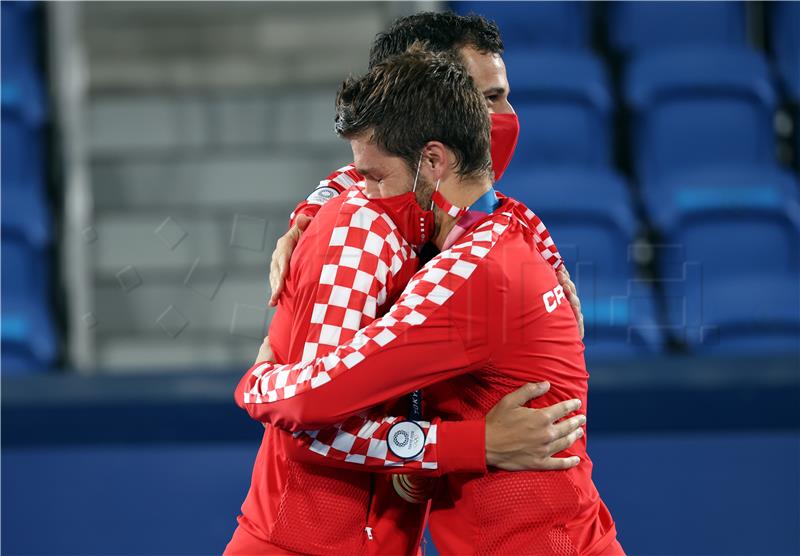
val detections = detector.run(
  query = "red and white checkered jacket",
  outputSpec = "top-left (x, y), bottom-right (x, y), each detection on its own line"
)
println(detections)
top-left (290, 164), bottom-right (564, 272)
top-left (289, 165), bottom-right (363, 225)
top-left (231, 183), bottom-right (487, 556)
top-left (237, 193), bottom-right (619, 556)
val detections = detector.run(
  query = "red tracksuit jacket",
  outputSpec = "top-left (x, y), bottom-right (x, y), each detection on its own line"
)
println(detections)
top-left (229, 173), bottom-right (488, 556)
top-left (237, 183), bottom-right (620, 555)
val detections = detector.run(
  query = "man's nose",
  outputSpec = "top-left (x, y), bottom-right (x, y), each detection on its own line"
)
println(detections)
top-left (494, 100), bottom-right (515, 115)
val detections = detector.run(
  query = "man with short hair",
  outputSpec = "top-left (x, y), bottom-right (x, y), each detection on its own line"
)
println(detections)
top-left (226, 12), bottom-right (595, 556)
top-left (238, 46), bottom-right (622, 555)
top-left (228, 37), bottom-right (585, 556)
top-left (269, 13), bottom-right (583, 339)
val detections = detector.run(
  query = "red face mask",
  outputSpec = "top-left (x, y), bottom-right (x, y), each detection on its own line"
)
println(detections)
top-left (490, 113), bottom-right (520, 182)
top-left (372, 191), bottom-right (434, 251)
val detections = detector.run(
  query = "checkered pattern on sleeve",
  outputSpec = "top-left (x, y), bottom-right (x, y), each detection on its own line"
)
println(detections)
top-left (290, 164), bottom-right (366, 219)
top-left (508, 201), bottom-right (563, 271)
top-left (330, 165), bottom-right (364, 189)
top-left (299, 187), bottom-right (416, 363)
top-left (313, 164), bottom-right (363, 196)
top-left (294, 414), bottom-right (439, 470)
top-left (291, 186), bottom-right (429, 469)
top-left (242, 212), bottom-right (511, 405)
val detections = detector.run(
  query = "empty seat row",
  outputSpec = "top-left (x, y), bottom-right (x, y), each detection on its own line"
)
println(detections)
top-left (606, 1), bottom-right (747, 54)
top-left (2, 0), bottom-right (51, 249)
top-left (2, 0), bottom-right (57, 373)
top-left (627, 46), bottom-right (777, 186)
top-left (650, 166), bottom-right (800, 354)
top-left (498, 165), bottom-right (800, 357)
top-left (451, 0), bottom-right (797, 70)
top-left (503, 49), bottom-right (612, 169)
top-left (502, 169), bottom-right (664, 357)
top-left (453, 1), bottom-right (800, 167)
top-left (500, 46), bottom-right (794, 186)
top-left (1, 233), bottom-right (58, 373)
top-left (451, 1), bottom-right (591, 50)
top-left (2, 113), bottom-right (52, 248)
top-left (769, 1), bottom-right (800, 102)
top-left (1, 0), bottom-right (46, 125)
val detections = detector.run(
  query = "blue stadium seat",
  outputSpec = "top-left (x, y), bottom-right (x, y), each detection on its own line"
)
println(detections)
top-left (580, 280), bottom-right (664, 358)
top-left (1, 104), bottom-right (51, 250)
top-left (1, 233), bottom-right (57, 372)
top-left (607, 1), bottom-right (747, 54)
top-left (503, 49), bottom-right (613, 169)
top-left (770, 1), bottom-right (800, 102)
top-left (1, 1), bottom-right (50, 249)
top-left (1, 0), bottom-right (45, 125)
top-left (450, 1), bottom-right (590, 49)
top-left (2, 105), bottom-right (46, 190)
top-left (1, 176), bottom-right (52, 249)
top-left (503, 168), bottom-right (636, 284)
top-left (645, 166), bottom-right (800, 284)
top-left (501, 168), bottom-right (664, 356)
top-left (644, 167), bottom-right (800, 354)
top-left (769, 2), bottom-right (800, 165)
top-left (664, 273), bottom-right (800, 355)
top-left (625, 47), bottom-right (777, 186)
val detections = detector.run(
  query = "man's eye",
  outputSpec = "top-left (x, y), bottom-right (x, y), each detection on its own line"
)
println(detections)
top-left (486, 95), bottom-right (499, 103)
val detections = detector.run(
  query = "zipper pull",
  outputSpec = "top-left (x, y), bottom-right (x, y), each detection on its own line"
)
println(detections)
top-left (365, 526), bottom-right (374, 540)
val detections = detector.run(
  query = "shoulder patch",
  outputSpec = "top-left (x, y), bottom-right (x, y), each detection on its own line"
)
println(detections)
top-left (306, 185), bottom-right (340, 206)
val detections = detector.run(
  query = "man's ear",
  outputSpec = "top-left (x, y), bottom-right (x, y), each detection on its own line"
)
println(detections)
top-left (422, 141), bottom-right (451, 181)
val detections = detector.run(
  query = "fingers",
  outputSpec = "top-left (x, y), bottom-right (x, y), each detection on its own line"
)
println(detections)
top-left (558, 266), bottom-right (575, 294)
top-left (255, 335), bottom-right (275, 364)
top-left (558, 268), bottom-right (576, 299)
top-left (557, 267), bottom-right (584, 339)
top-left (536, 455), bottom-right (581, 471)
top-left (496, 382), bottom-right (550, 409)
top-left (268, 216), bottom-right (313, 306)
top-left (269, 255), bottom-right (282, 306)
top-left (268, 226), bottom-right (301, 306)
top-left (269, 256), bottom-right (288, 307)
top-left (550, 413), bottom-right (586, 439)
top-left (295, 214), bottom-right (313, 232)
top-left (546, 425), bottom-right (584, 457)
top-left (540, 398), bottom-right (582, 423)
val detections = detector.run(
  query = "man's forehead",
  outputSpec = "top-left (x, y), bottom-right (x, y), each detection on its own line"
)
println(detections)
top-left (458, 46), bottom-right (508, 91)
top-left (351, 134), bottom-right (377, 161)
top-left (350, 136), bottom-right (395, 175)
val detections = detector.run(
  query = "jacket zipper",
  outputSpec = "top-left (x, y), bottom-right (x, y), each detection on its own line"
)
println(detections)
top-left (364, 474), bottom-right (375, 541)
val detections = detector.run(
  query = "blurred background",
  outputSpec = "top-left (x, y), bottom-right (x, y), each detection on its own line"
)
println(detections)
top-left (2, 1), bottom-right (798, 554)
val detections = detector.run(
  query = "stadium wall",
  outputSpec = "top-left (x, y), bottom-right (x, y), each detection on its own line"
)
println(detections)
top-left (3, 355), bottom-right (798, 556)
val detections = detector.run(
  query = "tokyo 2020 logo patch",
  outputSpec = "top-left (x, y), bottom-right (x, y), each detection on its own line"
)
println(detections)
top-left (392, 429), bottom-right (410, 447)
top-left (306, 186), bottom-right (338, 205)
top-left (387, 421), bottom-right (425, 459)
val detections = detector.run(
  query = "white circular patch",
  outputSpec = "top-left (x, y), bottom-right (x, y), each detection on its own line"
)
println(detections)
top-left (387, 421), bottom-right (426, 459)
top-left (306, 186), bottom-right (339, 205)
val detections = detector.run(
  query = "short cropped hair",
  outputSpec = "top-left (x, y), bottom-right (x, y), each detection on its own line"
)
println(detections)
top-left (368, 12), bottom-right (504, 69)
top-left (335, 46), bottom-right (491, 179)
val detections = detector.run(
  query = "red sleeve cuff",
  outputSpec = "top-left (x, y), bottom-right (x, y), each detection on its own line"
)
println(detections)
top-left (436, 419), bottom-right (487, 475)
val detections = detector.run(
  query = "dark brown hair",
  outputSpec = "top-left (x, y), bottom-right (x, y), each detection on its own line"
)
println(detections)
top-left (335, 46), bottom-right (492, 179)
top-left (369, 12), bottom-right (503, 69)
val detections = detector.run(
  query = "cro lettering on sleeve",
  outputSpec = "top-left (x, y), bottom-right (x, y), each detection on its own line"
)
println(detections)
top-left (542, 284), bottom-right (566, 313)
